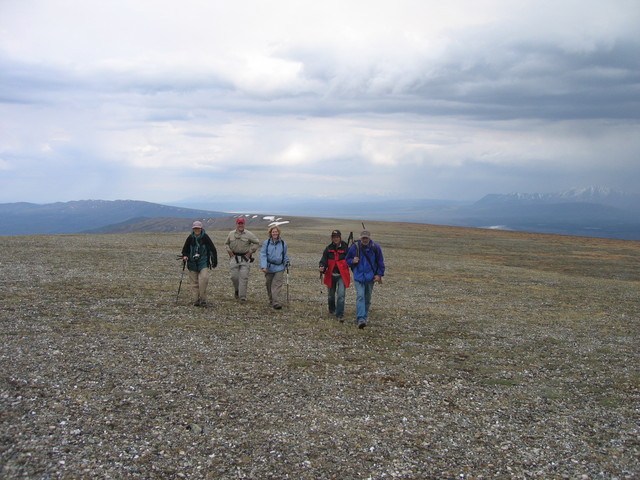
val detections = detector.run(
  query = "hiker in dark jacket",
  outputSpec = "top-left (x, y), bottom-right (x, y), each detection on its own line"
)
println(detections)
top-left (319, 230), bottom-right (351, 322)
top-left (345, 230), bottom-right (385, 328)
top-left (181, 221), bottom-right (218, 307)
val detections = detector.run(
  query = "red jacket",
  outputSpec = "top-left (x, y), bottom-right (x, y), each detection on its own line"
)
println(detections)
top-left (320, 241), bottom-right (351, 288)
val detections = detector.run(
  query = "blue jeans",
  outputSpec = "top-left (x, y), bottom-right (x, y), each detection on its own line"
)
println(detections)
top-left (327, 275), bottom-right (346, 318)
top-left (354, 280), bottom-right (374, 324)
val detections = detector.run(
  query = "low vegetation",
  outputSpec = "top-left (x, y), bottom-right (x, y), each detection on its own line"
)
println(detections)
top-left (1, 219), bottom-right (638, 479)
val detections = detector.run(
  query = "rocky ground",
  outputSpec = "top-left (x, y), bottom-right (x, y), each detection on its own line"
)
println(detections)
top-left (1, 225), bottom-right (639, 479)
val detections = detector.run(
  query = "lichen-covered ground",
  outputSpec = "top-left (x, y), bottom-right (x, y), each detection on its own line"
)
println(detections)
top-left (1, 221), bottom-right (639, 479)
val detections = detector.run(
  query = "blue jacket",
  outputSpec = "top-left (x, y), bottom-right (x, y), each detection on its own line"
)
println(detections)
top-left (346, 240), bottom-right (385, 283)
top-left (260, 238), bottom-right (290, 273)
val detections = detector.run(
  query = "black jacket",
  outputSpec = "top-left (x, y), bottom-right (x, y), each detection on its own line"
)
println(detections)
top-left (182, 232), bottom-right (218, 271)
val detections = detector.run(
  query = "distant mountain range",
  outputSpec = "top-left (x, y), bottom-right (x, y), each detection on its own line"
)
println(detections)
top-left (0, 200), bottom-right (226, 235)
top-left (474, 186), bottom-right (640, 210)
top-left (1, 187), bottom-right (638, 240)
top-left (451, 187), bottom-right (640, 240)
top-left (174, 187), bottom-right (639, 240)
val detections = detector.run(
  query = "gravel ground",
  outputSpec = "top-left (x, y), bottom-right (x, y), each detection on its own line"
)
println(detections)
top-left (1, 229), bottom-right (639, 479)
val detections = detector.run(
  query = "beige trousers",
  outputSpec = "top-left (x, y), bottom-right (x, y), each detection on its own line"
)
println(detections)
top-left (187, 268), bottom-right (210, 303)
top-left (229, 257), bottom-right (251, 300)
top-left (264, 270), bottom-right (285, 307)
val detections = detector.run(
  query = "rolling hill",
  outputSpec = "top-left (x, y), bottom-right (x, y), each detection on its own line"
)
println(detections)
top-left (0, 200), bottom-right (227, 235)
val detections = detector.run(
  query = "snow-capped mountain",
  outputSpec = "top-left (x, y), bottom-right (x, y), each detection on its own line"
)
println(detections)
top-left (475, 187), bottom-right (640, 210)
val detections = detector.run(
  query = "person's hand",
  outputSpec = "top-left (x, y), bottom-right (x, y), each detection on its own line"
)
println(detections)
top-left (374, 275), bottom-right (382, 284)
top-left (352, 256), bottom-right (360, 264)
top-left (182, 256), bottom-right (188, 262)
top-left (261, 268), bottom-right (267, 273)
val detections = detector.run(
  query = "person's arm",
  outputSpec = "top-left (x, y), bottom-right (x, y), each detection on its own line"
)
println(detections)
top-left (376, 244), bottom-right (385, 276)
top-left (345, 243), bottom-right (358, 267)
top-left (319, 246), bottom-right (329, 271)
top-left (205, 235), bottom-right (218, 268)
top-left (225, 232), bottom-right (234, 257)
top-left (284, 242), bottom-right (290, 266)
top-left (249, 232), bottom-right (260, 254)
top-left (260, 240), bottom-right (268, 270)
top-left (181, 237), bottom-right (191, 262)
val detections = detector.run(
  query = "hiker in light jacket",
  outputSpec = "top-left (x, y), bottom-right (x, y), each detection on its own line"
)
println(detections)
top-left (181, 221), bottom-right (218, 307)
top-left (345, 230), bottom-right (385, 328)
top-left (260, 225), bottom-right (290, 310)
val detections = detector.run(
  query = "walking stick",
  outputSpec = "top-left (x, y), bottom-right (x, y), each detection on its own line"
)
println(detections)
top-left (176, 259), bottom-right (186, 305)
top-left (319, 270), bottom-right (325, 318)
top-left (285, 265), bottom-right (290, 304)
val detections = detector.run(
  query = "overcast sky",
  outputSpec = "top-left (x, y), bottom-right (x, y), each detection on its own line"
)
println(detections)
top-left (1, 0), bottom-right (639, 205)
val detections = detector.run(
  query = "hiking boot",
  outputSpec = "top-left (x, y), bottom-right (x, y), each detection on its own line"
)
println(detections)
top-left (358, 321), bottom-right (367, 329)
top-left (199, 301), bottom-right (208, 308)
top-left (337, 316), bottom-right (344, 323)
top-left (234, 290), bottom-right (239, 299)
top-left (194, 300), bottom-right (201, 307)
top-left (273, 304), bottom-right (282, 310)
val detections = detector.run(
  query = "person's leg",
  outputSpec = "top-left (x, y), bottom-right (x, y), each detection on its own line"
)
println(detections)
top-left (327, 279), bottom-right (336, 314)
top-left (229, 258), bottom-right (240, 298)
top-left (271, 270), bottom-right (284, 308)
top-left (363, 281), bottom-right (374, 321)
top-left (265, 272), bottom-right (274, 305)
top-left (198, 268), bottom-right (210, 305)
top-left (187, 269), bottom-right (200, 305)
top-left (237, 261), bottom-right (250, 300)
top-left (354, 280), bottom-right (367, 325)
top-left (335, 277), bottom-right (346, 320)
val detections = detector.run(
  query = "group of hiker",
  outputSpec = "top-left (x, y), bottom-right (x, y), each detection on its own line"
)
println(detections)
top-left (181, 218), bottom-right (385, 328)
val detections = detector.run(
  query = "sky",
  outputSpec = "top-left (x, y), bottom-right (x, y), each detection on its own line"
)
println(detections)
top-left (1, 0), bottom-right (639, 205)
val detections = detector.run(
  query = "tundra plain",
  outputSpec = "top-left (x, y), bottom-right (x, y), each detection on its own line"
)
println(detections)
top-left (1, 218), bottom-right (639, 479)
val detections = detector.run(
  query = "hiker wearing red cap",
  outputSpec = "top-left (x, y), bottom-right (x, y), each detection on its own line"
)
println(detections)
top-left (224, 217), bottom-right (260, 302)
top-left (181, 221), bottom-right (218, 307)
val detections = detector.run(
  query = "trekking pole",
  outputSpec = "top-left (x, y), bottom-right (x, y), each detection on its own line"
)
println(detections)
top-left (319, 270), bottom-right (325, 318)
top-left (285, 265), bottom-right (290, 304)
top-left (175, 259), bottom-right (186, 305)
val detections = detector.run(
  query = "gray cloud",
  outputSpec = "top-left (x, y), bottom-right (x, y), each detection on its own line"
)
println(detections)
top-left (1, 0), bottom-right (639, 204)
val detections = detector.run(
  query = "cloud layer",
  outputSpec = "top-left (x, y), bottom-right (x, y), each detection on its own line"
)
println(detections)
top-left (1, 0), bottom-right (639, 204)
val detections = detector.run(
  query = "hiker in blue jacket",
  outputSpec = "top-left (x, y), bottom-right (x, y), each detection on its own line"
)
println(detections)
top-left (346, 230), bottom-right (385, 328)
top-left (181, 221), bottom-right (218, 307)
top-left (260, 225), bottom-right (290, 310)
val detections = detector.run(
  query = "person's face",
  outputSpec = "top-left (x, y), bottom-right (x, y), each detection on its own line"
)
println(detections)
top-left (271, 228), bottom-right (280, 240)
top-left (236, 222), bottom-right (245, 232)
top-left (360, 236), bottom-right (370, 246)
top-left (332, 235), bottom-right (341, 245)
top-left (193, 227), bottom-right (202, 235)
